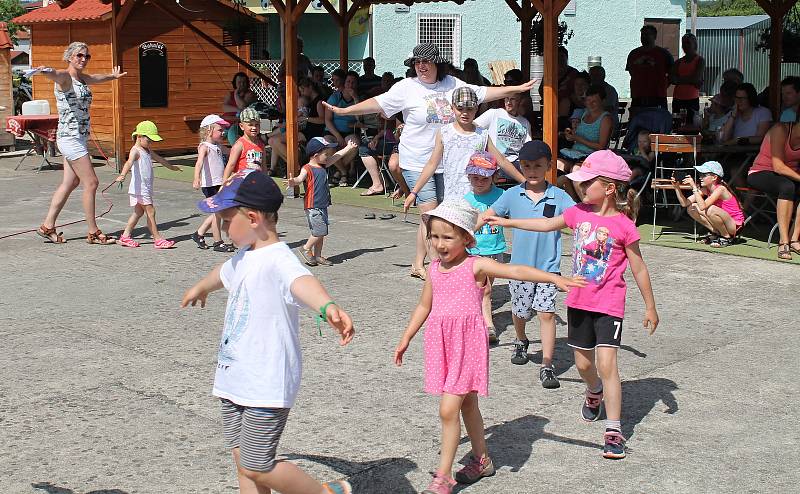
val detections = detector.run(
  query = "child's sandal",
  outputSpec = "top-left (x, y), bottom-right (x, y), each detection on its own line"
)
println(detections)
top-left (778, 243), bottom-right (793, 260)
top-left (87, 230), bottom-right (115, 245)
top-left (37, 224), bottom-right (65, 244)
top-left (191, 231), bottom-right (208, 249)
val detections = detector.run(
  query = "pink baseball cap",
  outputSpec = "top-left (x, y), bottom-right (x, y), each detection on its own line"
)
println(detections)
top-left (200, 114), bottom-right (231, 128)
top-left (565, 150), bottom-right (632, 183)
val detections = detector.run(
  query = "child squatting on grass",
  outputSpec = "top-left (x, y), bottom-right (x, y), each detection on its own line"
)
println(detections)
top-left (182, 169), bottom-right (355, 494)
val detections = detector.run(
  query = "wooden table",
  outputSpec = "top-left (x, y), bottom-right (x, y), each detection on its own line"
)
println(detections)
top-left (699, 143), bottom-right (760, 186)
top-left (5, 115), bottom-right (59, 172)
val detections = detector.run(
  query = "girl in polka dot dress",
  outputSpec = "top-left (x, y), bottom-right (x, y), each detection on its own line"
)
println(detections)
top-left (394, 199), bottom-right (585, 494)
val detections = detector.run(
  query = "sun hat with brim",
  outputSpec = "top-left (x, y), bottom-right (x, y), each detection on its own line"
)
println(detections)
top-left (403, 43), bottom-right (449, 67)
top-left (132, 120), bottom-right (162, 141)
top-left (198, 169), bottom-right (283, 214)
top-left (565, 149), bottom-right (632, 183)
top-left (695, 160), bottom-right (724, 177)
top-left (200, 114), bottom-right (231, 128)
top-left (421, 198), bottom-right (478, 248)
top-left (466, 151), bottom-right (498, 177)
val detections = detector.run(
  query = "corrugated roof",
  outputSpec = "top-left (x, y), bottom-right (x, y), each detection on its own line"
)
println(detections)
top-left (695, 15), bottom-right (770, 31)
top-left (13, 0), bottom-right (114, 24)
top-left (0, 22), bottom-right (13, 50)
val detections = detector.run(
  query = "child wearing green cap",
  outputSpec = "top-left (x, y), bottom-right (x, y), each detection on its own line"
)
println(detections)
top-left (223, 107), bottom-right (267, 180)
top-left (115, 120), bottom-right (182, 249)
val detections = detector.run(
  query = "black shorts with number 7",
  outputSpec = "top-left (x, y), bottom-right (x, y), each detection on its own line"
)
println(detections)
top-left (567, 307), bottom-right (623, 350)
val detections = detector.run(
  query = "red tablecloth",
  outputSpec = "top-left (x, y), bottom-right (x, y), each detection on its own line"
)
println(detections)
top-left (5, 115), bottom-right (58, 142)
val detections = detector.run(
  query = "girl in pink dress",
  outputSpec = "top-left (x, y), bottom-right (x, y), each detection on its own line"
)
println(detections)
top-left (394, 199), bottom-right (584, 494)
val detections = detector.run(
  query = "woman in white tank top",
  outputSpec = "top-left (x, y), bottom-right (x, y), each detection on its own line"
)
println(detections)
top-left (33, 42), bottom-right (126, 245)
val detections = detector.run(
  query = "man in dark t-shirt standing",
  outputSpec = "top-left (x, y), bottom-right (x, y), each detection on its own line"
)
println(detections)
top-left (626, 25), bottom-right (674, 110)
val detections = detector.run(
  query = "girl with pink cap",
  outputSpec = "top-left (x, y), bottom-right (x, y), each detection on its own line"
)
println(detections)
top-left (487, 149), bottom-right (659, 460)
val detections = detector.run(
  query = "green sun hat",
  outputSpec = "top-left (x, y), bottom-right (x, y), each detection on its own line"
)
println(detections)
top-left (132, 120), bottom-right (163, 141)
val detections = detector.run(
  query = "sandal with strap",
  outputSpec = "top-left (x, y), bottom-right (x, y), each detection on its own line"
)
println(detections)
top-left (790, 241), bottom-right (800, 255)
top-left (37, 224), bottom-right (65, 244)
top-left (86, 230), bottom-right (115, 245)
top-left (778, 243), bottom-right (793, 261)
top-left (154, 238), bottom-right (175, 249)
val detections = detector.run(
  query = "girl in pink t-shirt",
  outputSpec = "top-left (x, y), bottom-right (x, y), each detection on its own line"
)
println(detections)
top-left (394, 199), bottom-right (583, 494)
top-left (487, 150), bottom-right (659, 460)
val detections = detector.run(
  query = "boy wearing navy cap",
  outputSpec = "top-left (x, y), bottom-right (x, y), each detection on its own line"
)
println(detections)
top-left (287, 136), bottom-right (357, 266)
top-left (477, 141), bottom-right (575, 389)
top-left (182, 169), bottom-right (355, 494)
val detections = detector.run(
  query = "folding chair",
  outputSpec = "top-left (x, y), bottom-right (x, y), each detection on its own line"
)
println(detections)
top-left (735, 186), bottom-right (780, 248)
top-left (613, 101), bottom-right (629, 151)
top-left (649, 134), bottom-right (701, 240)
top-left (351, 121), bottom-right (397, 193)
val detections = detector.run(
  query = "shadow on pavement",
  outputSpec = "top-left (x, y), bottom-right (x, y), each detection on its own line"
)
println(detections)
top-left (326, 245), bottom-right (397, 264)
top-left (32, 482), bottom-right (128, 494)
top-left (282, 454), bottom-right (417, 493)
top-left (621, 377), bottom-right (678, 440)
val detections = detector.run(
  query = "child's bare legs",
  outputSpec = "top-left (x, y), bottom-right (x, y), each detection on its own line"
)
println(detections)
top-left (537, 311), bottom-right (556, 368)
top-left (142, 204), bottom-right (164, 241)
top-left (197, 214), bottom-right (223, 243)
top-left (705, 205), bottom-right (737, 238)
top-left (122, 204), bottom-right (145, 237)
top-left (574, 347), bottom-right (621, 422)
top-left (460, 392), bottom-right (488, 460)
top-left (481, 277), bottom-right (494, 328)
top-left (512, 314), bottom-right (528, 341)
top-left (304, 235), bottom-right (323, 258)
top-left (234, 448), bottom-right (329, 494)
top-left (437, 393), bottom-right (467, 477)
top-left (686, 205), bottom-right (715, 233)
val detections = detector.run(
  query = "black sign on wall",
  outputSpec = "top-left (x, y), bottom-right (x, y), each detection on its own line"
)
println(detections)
top-left (139, 41), bottom-right (168, 108)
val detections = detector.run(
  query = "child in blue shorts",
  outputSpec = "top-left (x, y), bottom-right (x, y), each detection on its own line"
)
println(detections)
top-left (477, 141), bottom-right (575, 389)
top-left (464, 151), bottom-right (506, 344)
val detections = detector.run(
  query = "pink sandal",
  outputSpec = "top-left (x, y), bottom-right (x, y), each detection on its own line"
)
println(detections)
top-left (118, 235), bottom-right (140, 248)
top-left (154, 238), bottom-right (175, 249)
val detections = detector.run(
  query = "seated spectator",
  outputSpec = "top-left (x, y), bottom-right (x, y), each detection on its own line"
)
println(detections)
top-left (474, 92), bottom-right (531, 180)
top-left (557, 84), bottom-right (614, 200)
top-left (670, 33), bottom-right (705, 123)
top-left (324, 70), bottom-right (361, 186)
top-left (780, 76), bottom-right (800, 123)
top-left (311, 65), bottom-right (332, 99)
top-left (462, 58), bottom-right (491, 86)
top-left (746, 119), bottom-right (800, 260)
top-left (719, 83), bottom-right (772, 145)
top-left (621, 107), bottom-right (673, 151)
top-left (589, 65), bottom-right (619, 127)
top-left (368, 71), bottom-right (395, 97)
top-left (559, 71), bottom-right (590, 131)
top-left (358, 111), bottom-right (398, 196)
top-left (671, 161), bottom-right (744, 247)
top-left (222, 71), bottom-right (257, 145)
top-left (358, 57), bottom-right (382, 96)
top-left (702, 94), bottom-right (733, 140)
top-left (629, 130), bottom-right (655, 189)
top-left (722, 68), bottom-right (744, 86)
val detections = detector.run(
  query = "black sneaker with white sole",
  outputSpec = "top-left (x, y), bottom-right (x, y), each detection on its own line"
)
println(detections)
top-left (511, 339), bottom-right (529, 365)
top-left (539, 366), bottom-right (560, 389)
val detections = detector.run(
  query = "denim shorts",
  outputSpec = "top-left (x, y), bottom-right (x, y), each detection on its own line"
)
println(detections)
top-left (402, 169), bottom-right (444, 205)
top-left (56, 136), bottom-right (89, 161)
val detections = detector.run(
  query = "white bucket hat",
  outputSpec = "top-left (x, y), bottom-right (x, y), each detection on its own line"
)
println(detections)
top-left (422, 198), bottom-right (479, 248)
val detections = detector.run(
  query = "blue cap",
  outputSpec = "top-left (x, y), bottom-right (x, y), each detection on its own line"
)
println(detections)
top-left (694, 161), bottom-right (724, 178)
top-left (198, 170), bottom-right (283, 213)
top-left (518, 140), bottom-right (552, 161)
top-left (306, 136), bottom-right (338, 156)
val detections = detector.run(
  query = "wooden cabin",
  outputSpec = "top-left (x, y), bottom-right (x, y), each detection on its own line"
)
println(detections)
top-left (15, 0), bottom-right (265, 159)
top-left (0, 22), bottom-right (14, 149)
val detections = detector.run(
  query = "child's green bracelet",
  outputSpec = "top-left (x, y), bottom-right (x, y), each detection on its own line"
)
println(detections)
top-left (314, 301), bottom-right (336, 336)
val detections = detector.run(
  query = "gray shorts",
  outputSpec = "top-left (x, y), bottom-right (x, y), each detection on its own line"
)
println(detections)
top-left (305, 207), bottom-right (329, 237)
top-left (220, 399), bottom-right (290, 473)
top-left (508, 280), bottom-right (558, 320)
top-left (481, 252), bottom-right (508, 263)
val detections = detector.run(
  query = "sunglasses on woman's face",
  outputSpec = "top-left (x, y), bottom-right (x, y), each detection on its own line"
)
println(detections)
top-left (415, 59), bottom-right (432, 65)
top-left (75, 53), bottom-right (92, 61)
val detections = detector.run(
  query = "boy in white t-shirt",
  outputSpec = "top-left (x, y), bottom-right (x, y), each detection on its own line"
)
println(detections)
top-left (182, 169), bottom-right (355, 494)
top-left (474, 93), bottom-right (532, 179)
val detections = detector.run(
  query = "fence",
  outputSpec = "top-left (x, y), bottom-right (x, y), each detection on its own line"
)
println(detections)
top-left (248, 59), bottom-right (364, 105)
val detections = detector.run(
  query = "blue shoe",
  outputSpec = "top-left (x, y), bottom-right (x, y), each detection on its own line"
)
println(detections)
top-left (322, 479), bottom-right (351, 494)
top-left (581, 388), bottom-right (603, 422)
top-left (603, 430), bottom-right (626, 459)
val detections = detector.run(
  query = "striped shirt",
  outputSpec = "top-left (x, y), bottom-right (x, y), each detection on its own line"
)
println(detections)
top-left (302, 163), bottom-right (331, 209)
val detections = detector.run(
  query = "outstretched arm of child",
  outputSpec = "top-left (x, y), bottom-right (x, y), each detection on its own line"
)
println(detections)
top-left (487, 139), bottom-right (525, 183)
top-left (474, 257), bottom-right (586, 292)
top-left (403, 132), bottom-right (444, 212)
top-left (192, 145), bottom-right (209, 189)
top-left (475, 207), bottom-right (497, 231)
top-left (151, 150), bottom-right (181, 172)
top-left (291, 275), bottom-right (354, 345)
top-left (394, 280), bottom-right (433, 366)
top-left (485, 214), bottom-right (567, 232)
top-left (181, 264), bottom-right (224, 309)
top-left (626, 241), bottom-right (659, 335)
top-left (285, 167), bottom-right (308, 188)
top-left (326, 140), bottom-right (359, 166)
top-left (222, 141), bottom-right (243, 181)
top-left (115, 147), bottom-right (139, 182)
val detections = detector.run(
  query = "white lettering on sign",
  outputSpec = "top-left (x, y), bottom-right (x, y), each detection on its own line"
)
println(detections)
top-left (140, 41), bottom-right (166, 56)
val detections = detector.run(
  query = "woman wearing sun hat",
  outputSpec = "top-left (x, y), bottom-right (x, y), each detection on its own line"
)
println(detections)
top-left (324, 43), bottom-right (536, 279)
top-left (33, 41), bottom-right (126, 244)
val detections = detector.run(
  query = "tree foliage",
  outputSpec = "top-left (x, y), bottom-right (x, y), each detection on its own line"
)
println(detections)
top-left (0, 0), bottom-right (26, 44)
top-left (696, 0), bottom-right (766, 16)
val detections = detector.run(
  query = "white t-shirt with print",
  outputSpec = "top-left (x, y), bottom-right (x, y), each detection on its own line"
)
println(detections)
top-left (375, 75), bottom-right (487, 172)
top-left (474, 108), bottom-right (531, 162)
top-left (213, 242), bottom-right (312, 408)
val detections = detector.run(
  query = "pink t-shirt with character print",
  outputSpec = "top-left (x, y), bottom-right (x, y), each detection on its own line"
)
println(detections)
top-left (563, 203), bottom-right (640, 318)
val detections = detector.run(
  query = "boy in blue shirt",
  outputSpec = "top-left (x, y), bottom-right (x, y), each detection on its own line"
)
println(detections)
top-left (464, 151), bottom-right (506, 344)
top-left (478, 141), bottom-right (575, 389)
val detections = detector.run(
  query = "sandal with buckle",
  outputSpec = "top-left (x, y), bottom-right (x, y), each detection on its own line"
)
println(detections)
top-left (191, 231), bottom-right (208, 249)
top-left (778, 243), bottom-right (793, 261)
top-left (790, 241), bottom-right (800, 255)
top-left (37, 224), bottom-right (65, 244)
top-left (86, 230), bottom-right (115, 245)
